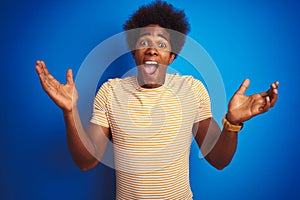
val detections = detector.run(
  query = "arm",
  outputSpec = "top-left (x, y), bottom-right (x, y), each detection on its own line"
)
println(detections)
top-left (193, 118), bottom-right (238, 170)
top-left (64, 109), bottom-right (110, 171)
top-left (35, 60), bottom-right (110, 171)
top-left (194, 79), bottom-right (279, 170)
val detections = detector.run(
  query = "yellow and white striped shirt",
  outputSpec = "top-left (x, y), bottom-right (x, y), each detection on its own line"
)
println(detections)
top-left (91, 73), bottom-right (212, 199)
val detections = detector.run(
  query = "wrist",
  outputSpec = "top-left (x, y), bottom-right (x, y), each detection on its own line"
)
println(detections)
top-left (63, 106), bottom-right (77, 118)
top-left (222, 114), bottom-right (243, 132)
top-left (225, 113), bottom-right (241, 125)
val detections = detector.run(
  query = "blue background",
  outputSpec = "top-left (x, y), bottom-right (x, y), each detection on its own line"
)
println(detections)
top-left (1, 0), bottom-right (299, 199)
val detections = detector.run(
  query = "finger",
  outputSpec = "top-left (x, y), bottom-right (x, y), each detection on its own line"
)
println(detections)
top-left (66, 69), bottom-right (74, 85)
top-left (269, 81), bottom-right (279, 107)
top-left (236, 78), bottom-right (250, 95)
top-left (270, 81), bottom-right (279, 92)
top-left (270, 91), bottom-right (278, 107)
top-left (38, 61), bottom-right (58, 83)
top-left (35, 60), bottom-right (43, 70)
top-left (259, 91), bottom-right (268, 97)
top-left (35, 60), bottom-right (47, 82)
top-left (275, 81), bottom-right (279, 88)
top-left (257, 96), bottom-right (269, 114)
top-left (35, 61), bottom-right (43, 75)
top-left (36, 61), bottom-right (60, 90)
top-left (273, 81), bottom-right (279, 95)
top-left (260, 96), bottom-right (271, 113)
top-left (40, 60), bottom-right (50, 76)
top-left (35, 60), bottom-right (49, 79)
top-left (272, 81), bottom-right (279, 88)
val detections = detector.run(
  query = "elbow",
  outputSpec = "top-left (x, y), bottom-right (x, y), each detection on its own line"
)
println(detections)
top-left (213, 163), bottom-right (229, 170)
top-left (74, 159), bottom-right (98, 172)
top-left (214, 159), bottom-right (233, 170)
top-left (79, 165), bottom-right (93, 172)
top-left (205, 155), bottom-right (232, 170)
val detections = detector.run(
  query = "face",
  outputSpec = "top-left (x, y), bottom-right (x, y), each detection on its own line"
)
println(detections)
top-left (133, 25), bottom-right (175, 88)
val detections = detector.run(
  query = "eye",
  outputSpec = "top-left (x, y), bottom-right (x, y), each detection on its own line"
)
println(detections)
top-left (139, 40), bottom-right (149, 47)
top-left (158, 42), bottom-right (167, 48)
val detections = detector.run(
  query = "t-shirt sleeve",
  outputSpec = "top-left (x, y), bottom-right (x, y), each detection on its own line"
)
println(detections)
top-left (192, 78), bottom-right (212, 123)
top-left (90, 81), bottom-right (111, 128)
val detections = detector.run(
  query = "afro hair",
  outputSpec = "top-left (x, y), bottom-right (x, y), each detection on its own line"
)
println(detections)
top-left (123, 0), bottom-right (190, 57)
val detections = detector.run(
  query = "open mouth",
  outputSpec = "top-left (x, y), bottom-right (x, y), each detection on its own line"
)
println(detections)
top-left (144, 61), bottom-right (159, 75)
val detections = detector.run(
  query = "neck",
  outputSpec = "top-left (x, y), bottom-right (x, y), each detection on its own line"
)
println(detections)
top-left (137, 74), bottom-right (166, 89)
top-left (140, 83), bottom-right (162, 88)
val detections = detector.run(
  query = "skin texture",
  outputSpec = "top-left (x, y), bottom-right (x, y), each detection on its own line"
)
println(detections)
top-left (133, 25), bottom-right (175, 88)
top-left (36, 60), bottom-right (110, 171)
top-left (35, 25), bottom-right (279, 170)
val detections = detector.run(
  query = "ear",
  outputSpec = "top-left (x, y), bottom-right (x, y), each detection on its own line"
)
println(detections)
top-left (131, 50), bottom-right (136, 57)
top-left (168, 53), bottom-right (175, 64)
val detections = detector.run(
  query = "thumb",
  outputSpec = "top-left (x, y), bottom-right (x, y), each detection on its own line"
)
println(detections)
top-left (236, 78), bottom-right (250, 95)
top-left (66, 69), bottom-right (74, 85)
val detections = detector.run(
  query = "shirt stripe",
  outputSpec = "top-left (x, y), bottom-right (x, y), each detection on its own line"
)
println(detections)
top-left (91, 73), bottom-right (212, 199)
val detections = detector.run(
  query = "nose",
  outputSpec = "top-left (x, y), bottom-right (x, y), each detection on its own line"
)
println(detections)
top-left (145, 47), bottom-right (158, 56)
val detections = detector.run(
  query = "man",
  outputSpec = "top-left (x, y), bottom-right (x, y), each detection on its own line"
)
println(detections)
top-left (35, 1), bottom-right (279, 199)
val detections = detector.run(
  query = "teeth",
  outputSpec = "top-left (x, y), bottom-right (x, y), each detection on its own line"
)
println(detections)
top-left (145, 61), bottom-right (158, 65)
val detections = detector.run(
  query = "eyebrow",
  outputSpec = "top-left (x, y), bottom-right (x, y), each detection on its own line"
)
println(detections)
top-left (139, 32), bottom-right (169, 41)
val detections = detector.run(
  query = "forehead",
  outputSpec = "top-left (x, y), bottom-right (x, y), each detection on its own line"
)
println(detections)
top-left (138, 25), bottom-right (170, 40)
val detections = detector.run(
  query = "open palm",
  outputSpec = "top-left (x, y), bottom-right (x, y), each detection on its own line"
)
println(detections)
top-left (227, 79), bottom-right (279, 124)
top-left (35, 60), bottom-right (78, 112)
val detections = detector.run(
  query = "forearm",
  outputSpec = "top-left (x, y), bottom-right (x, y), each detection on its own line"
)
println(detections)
top-left (63, 107), bottom-right (99, 171)
top-left (195, 118), bottom-right (238, 170)
top-left (205, 127), bottom-right (238, 170)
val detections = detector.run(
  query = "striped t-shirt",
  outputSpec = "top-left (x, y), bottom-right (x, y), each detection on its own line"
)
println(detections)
top-left (90, 73), bottom-right (212, 199)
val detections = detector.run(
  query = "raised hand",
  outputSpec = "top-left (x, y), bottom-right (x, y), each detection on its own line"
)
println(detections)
top-left (226, 79), bottom-right (279, 124)
top-left (35, 60), bottom-right (78, 112)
